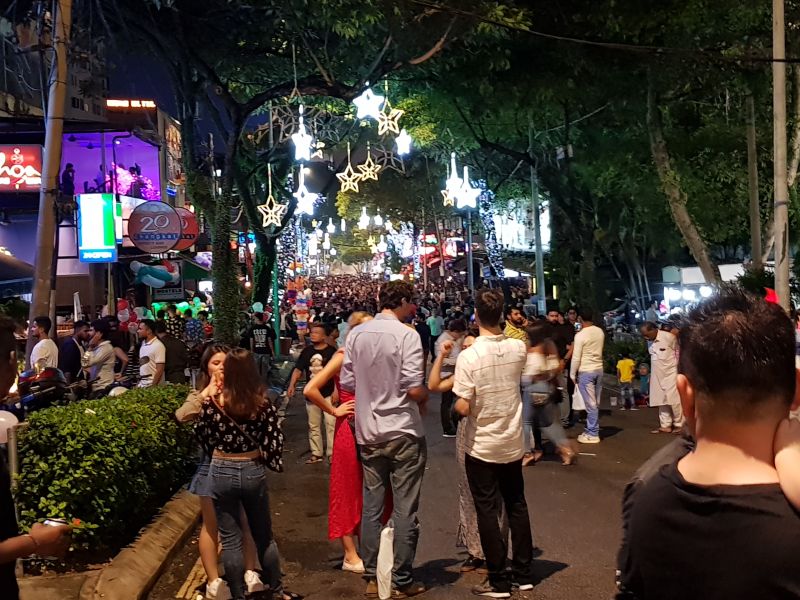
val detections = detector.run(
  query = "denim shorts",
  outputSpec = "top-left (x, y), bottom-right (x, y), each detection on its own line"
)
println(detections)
top-left (188, 455), bottom-right (212, 497)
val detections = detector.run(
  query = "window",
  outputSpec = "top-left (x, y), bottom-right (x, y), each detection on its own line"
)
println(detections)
top-left (92, 103), bottom-right (101, 115)
top-left (71, 97), bottom-right (81, 109)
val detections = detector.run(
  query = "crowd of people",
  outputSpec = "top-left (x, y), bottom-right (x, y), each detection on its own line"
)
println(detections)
top-left (3, 275), bottom-right (800, 600)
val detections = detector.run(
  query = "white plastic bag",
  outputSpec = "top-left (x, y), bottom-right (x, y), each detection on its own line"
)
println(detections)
top-left (572, 386), bottom-right (586, 411)
top-left (377, 521), bottom-right (395, 600)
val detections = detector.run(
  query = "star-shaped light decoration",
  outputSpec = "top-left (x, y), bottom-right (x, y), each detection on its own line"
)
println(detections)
top-left (337, 143), bottom-right (362, 193)
top-left (441, 188), bottom-right (455, 207)
top-left (293, 168), bottom-right (316, 215)
top-left (291, 105), bottom-right (313, 162)
top-left (445, 152), bottom-right (463, 198)
top-left (395, 129), bottom-right (412, 156)
top-left (358, 144), bottom-right (382, 181)
top-left (352, 86), bottom-right (385, 120)
top-left (377, 101), bottom-right (404, 136)
top-left (256, 166), bottom-right (286, 227)
top-left (456, 166), bottom-right (480, 210)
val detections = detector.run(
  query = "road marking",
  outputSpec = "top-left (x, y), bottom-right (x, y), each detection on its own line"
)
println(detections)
top-left (578, 452), bottom-right (597, 456)
top-left (176, 557), bottom-right (205, 599)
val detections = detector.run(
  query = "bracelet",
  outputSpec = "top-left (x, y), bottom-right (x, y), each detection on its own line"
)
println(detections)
top-left (24, 533), bottom-right (39, 553)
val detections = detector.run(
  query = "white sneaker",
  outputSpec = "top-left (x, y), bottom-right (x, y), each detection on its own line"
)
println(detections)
top-left (206, 578), bottom-right (232, 600)
top-left (342, 558), bottom-right (366, 573)
top-left (244, 570), bottom-right (266, 594)
top-left (577, 433), bottom-right (601, 444)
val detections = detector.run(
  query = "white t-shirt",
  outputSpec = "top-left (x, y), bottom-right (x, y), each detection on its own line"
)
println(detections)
top-left (30, 338), bottom-right (59, 370)
top-left (82, 340), bottom-right (116, 390)
top-left (452, 334), bottom-right (527, 464)
top-left (569, 324), bottom-right (605, 380)
top-left (138, 337), bottom-right (166, 387)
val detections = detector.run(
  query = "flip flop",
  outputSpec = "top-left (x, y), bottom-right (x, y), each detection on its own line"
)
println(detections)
top-left (305, 455), bottom-right (323, 464)
top-left (650, 428), bottom-right (672, 434)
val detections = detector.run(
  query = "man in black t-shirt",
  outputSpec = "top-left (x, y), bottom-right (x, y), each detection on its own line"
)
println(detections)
top-left (287, 323), bottom-right (337, 464)
top-left (249, 312), bottom-right (275, 384)
top-left (58, 320), bottom-right (90, 384)
top-left (617, 289), bottom-right (800, 600)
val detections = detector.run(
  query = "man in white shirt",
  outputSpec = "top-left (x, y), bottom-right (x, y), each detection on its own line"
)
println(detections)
top-left (29, 316), bottom-right (58, 371)
top-left (137, 319), bottom-right (166, 387)
top-left (453, 289), bottom-right (533, 598)
top-left (82, 320), bottom-right (117, 397)
top-left (569, 307), bottom-right (606, 444)
top-left (435, 318), bottom-right (467, 437)
top-left (640, 321), bottom-right (683, 433)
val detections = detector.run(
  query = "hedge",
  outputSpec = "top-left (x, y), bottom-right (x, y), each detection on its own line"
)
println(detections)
top-left (603, 338), bottom-right (650, 374)
top-left (14, 385), bottom-right (195, 551)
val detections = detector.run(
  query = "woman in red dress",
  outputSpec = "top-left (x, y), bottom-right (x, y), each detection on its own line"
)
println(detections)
top-left (304, 312), bottom-right (373, 574)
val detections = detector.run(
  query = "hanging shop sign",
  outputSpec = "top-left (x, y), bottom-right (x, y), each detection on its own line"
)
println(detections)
top-left (173, 207), bottom-right (199, 251)
top-left (127, 201), bottom-right (182, 254)
top-left (77, 194), bottom-right (118, 263)
top-left (0, 145), bottom-right (42, 192)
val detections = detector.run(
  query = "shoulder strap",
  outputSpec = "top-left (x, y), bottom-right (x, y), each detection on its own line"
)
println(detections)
top-left (211, 396), bottom-right (264, 450)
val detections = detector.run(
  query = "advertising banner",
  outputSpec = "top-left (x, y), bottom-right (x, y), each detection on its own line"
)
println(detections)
top-left (127, 201), bottom-right (181, 254)
top-left (77, 194), bottom-right (118, 263)
top-left (0, 145), bottom-right (42, 192)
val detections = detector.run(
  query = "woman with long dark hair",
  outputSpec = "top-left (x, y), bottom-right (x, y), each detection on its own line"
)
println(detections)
top-left (191, 348), bottom-right (297, 600)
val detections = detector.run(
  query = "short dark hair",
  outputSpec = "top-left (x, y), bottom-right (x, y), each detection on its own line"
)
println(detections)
top-left (678, 287), bottom-right (795, 420)
top-left (309, 322), bottom-right (326, 332)
top-left (323, 322), bottom-right (336, 336)
top-left (526, 320), bottom-right (554, 347)
top-left (640, 321), bottom-right (659, 333)
top-left (156, 310), bottom-right (166, 319)
top-left (578, 307), bottom-right (594, 322)
top-left (140, 319), bottom-right (156, 334)
top-left (73, 320), bottom-right (89, 331)
top-left (505, 305), bottom-right (522, 318)
top-left (167, 304), bottom-right (177, 313)
top-left (379, 281), bottom-right (414, 310)
top-left (475, 288), bottom-right (504, 327)
top-left (90, 319), bottom-right (110, 340)
top-left (184, 309), bottom-right (193, 318)
top-left (153, 320), bottom-right (168, 334)
top-left (253, 312), bottom-right (264, 322)
top-left (198, 311), bottom-right (208, 319)
top-left (447, 318), bottom-right (467, 333)
top-left (33, 316), bottom-right (51, 334)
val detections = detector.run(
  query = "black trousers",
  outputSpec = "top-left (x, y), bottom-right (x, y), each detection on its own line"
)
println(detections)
top-left (465, 454), bottom-right (534, 591)
top-left (440, 390), bottom-right (456, 435)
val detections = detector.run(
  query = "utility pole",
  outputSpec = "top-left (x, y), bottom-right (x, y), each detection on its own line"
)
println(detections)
top-left (746, 93), bottom-right (762, 271)
top-left (27, 0), bottom-right (72, 361)
top-left (529, 120), bottom-right (546, 315)
top-left (465, 209), bottom-right (475, 297)
top-left (773, 0), bottom-right (790, 310)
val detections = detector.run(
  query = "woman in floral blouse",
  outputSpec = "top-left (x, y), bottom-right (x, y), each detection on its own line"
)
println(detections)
top-left (194, 348), bottom-right (297, 600)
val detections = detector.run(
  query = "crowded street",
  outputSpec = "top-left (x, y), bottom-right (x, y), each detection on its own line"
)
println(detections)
top-left (149, 389), bottom-right (673, 600)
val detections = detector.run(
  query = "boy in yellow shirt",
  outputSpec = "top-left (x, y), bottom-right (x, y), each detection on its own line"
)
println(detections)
top-left (616, 354), bottom-right (637, 410)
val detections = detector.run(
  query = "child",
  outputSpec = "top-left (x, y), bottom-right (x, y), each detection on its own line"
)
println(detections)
top-left (616, 353), bottom-right (637, 411)
top-left (634, 363), bottom-right (650, 407)
top-left (775, 416), bottom-right (800, 509)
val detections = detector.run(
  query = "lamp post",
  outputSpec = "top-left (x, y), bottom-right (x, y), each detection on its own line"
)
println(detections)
top-left (443, 155), bottom-right (479, 297)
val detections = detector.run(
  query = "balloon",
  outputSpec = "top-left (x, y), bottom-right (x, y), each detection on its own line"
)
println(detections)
top-left (0, 410), bottom-right (19, 444)
top-left (193, 296), bottom-right (202, 306)
top-left (128, 322), bottom-right (139, 333)
top-left (127, 310), bottom-right (138, 323)
top-left (117, 299), bottom-right (129, 311)
top-left (118, 309), bottom-right (130, 323)
top-left (252, 302), bottom-right (264, 313)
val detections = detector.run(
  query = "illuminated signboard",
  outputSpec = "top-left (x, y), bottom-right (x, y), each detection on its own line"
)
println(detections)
top-left (0, 145), bottom-right (42, 192)
top-left (106, 99), bottom-right (156, 109)
top-left (77, 194), bottom-right (118, 263)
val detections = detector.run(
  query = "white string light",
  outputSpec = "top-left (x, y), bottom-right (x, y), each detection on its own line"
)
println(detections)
top-left (395, 129), bottom-right (412, 156)
top-left (358, 206), bottom-right (371, 229)
top-left (340, 218), bottom-right (347, 232)
top-left (293, 168), bottom-right (316, 215)
top-left (327, 218), bottom-right (336, 234)
top-left (291, 104), bottom-right (313, 162)
top-left (352, 85), bottom-right (385, 120)
top-left (456, 166), bottom-right (480, 210)
top-left (373, 211), bottom-right (384, 227)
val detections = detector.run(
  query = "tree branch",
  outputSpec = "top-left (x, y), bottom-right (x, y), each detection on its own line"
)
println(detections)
top-left (301, 33), bottom-right (335, 86)
top-left (408, 16), bottom-right (456, 65)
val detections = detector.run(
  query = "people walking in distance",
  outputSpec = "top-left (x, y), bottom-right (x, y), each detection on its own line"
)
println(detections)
top-left (340, 281), bottom-right (429, 598)
top-left (453, 288), bottom-right (534, 598)
top-left (570, 308), bottom-right (605, 444)
top-left (640, 321), bottom-right (683, 434)
top-left (435, 318), bottom-right (467, 438)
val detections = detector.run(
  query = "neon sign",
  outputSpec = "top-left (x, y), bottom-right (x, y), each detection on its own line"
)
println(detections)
top-left (106, 99), bottom-right (156, 109)
top-left (77, 194), bottom-right (118, 263)
top-left (0, 146), bottom-right (42, 192)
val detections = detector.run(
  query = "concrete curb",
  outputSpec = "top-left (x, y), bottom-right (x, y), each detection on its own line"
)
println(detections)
top-left (80, 489), bottom-right (200, 600)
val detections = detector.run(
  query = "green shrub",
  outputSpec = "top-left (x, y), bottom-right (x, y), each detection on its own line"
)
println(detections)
top-left (14, 385), bottom-right (194, 551)
top-left (604, 338), bottom-right (649, 374)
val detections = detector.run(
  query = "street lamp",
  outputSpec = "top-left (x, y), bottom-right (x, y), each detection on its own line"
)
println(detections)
top-left (443, 154), bottom-right (478, 297)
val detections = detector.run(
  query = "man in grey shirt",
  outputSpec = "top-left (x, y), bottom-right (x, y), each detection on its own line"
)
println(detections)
top-left (340, 281), bottom-right (429, 598)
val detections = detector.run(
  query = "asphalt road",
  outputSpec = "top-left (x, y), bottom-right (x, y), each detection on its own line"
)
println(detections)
top-left (149, 389), bottom-right (673, 600)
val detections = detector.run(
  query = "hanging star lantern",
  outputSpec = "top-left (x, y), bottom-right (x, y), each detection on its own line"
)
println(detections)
top-left (441, 188), bottom-right (455, 207)
top-left (256, 166), bottom-right (286, 227)
top-left (445, 152), bottom-right (463, 197)
top-left (352, 86), bottom-right (385, 120)
top-left (358, 144), bottom-right (382, 181)
top-left (291, 105), bottom-right (314, 162)
top-left (395, 129), bottom-right (412, 156)
top-left (456, 166), bottom-right (480, 209)
top-left (337, 143), bottom-right (362, 193)
top-left (377, 100), bottom-right (404, 136)
top-left (293, 168), bottom-right (316, 215)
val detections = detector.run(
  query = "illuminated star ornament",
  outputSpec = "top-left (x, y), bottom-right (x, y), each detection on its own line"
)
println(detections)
top-left (395, 129), bottom-right (412, 156)
top-left (358, 144), bottom-right (382, 181)
top-left (377, 100), bottom-right (404, 136)
top-left (257, 166), bottom-right (286, 227)
top-left (337, 143), bottom-right (362, 193)
top-left (456, 166), bottom-right (480, 209)
top-left (293, 167), bottom-right (316, 215)
top-left (352, 85), bottom-right (385, 120)
top-left (291, 104), bottom-right (313, 162)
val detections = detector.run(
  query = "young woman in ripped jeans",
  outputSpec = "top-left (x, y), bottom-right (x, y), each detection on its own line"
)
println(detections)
top-left (193, 348), bottom-right (301, 600)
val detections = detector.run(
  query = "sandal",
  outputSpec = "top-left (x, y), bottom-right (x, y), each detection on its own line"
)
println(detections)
top-left (650, 428), bottom-right (672, 434)
top-left (305, 455), bottom-right (323, 464)
top-left (279, 591), bottom-right (303, 600)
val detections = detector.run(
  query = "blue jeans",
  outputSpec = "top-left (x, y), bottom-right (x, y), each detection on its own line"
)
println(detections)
top-left (577, 371), bottom-right (603, 437)
top-left (523, 397), bottom-right (568, 450)
top-left (209, 459), bottom-right (281, 600)
top-left (359, 435), bottom-right (427, 588)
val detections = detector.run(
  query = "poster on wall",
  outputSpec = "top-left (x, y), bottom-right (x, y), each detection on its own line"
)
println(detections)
top-left (0, 145), bottom-right (42, 192)
top-left (127, 201), bottom-right (181, 254)
top-left (173, 207), bottom-right (199, 251)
